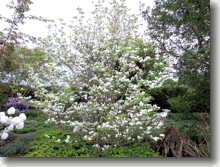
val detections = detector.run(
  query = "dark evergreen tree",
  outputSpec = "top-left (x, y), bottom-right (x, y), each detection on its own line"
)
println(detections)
top-left (143, 0), bottom-right (210, 112)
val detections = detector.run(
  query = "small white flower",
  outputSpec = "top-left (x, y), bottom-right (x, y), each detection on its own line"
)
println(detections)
top-left (139, 101), bottom-right (144, 106)
top-left (0, 112), bottom-right (6, 117)
top-left (144, 130), bottom-right (151, 134)
top-left (7, 107), bottom-right (16, 115)
top-left (44, 134), bottom-right (50, 138)
top-left (159, 134), bottom-right (165, 138)
top-left (160, 112), bottom-right (168, 118)
top-left (11, 117), bottom-right (22, 125)
top-left (89, 131), bottom-right (94, 135)
top-left (93, 144), bottom-right (100, 148)
top-left (73, 126), bottom-right (80, 132)
top-left (1, 132), bottom-right (9, 140)
top-left (56, 139), bottom-right (61, 143)
top-left (64, 135), bottom-right (70, 143)
top-left (137, 136), bottom-right (143, 140)
top-left (104, 145), bottom-right (109, 149)
top-left (0, 115), bottom-right (8, 124)
top-left (15, 122), bottom-right (24, 129)
top-left (83, 135), bottom-right (88, 140)
top-left (64, 139), bottom-right (70, 143)
top-left (151, 136), bottom-right (160, 141)
top-left (19, 113), bottom-right (27, 121)
top-left (87, 137), bottom-right (92, 141)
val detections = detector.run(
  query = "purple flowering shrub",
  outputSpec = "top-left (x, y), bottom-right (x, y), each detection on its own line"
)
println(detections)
top-left (4, 97), bottom-right (31, 113)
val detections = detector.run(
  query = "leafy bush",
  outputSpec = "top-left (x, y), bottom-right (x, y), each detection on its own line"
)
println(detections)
top-left (24, 128), bottom-right (161, 158)
top-left (101, 143), bottom-right (160, 158)
top-left (148, 78), bottom-right (209, 113)
top-left (0, 132), bottom-right (15, 146)
top-left (167, 96), bottom-right (191, 113)
top-left (167, 87), bottom-right (209, 113)
top-left (0, 133), bottom-right (36, 156)
top-left (25, 129), bottom-right (97, 158)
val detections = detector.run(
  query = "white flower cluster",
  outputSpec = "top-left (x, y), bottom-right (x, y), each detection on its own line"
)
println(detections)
top-left (0, 107), bottom-right (27, 140)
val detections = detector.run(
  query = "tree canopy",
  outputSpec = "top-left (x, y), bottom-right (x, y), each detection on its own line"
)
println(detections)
top-left (143, 0), bottom-right (210, 112)
top-left (143, 0), bottom-right (210, 86)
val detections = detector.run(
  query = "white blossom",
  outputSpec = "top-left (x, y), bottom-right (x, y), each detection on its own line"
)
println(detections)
top-left (7, 107), bottom-right (16, 115)
top-left (64, 135), bottom-right (70, 143)
top-left (11, 117), bottom-right (22, 125)
top-left (0, 115), bottom-right (8, 124)
top-left (19, 113), bottom-right (27, 121)
top-left (15, 122), bottom-right (24, 129)
top-left (1, 132), bottom-right (9, 140)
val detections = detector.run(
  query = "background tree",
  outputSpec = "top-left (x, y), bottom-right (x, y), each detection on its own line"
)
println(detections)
top-left (0, 0), bottom-right (33, 73)
top-left (0, 0), bottom-right (47, 84)
top-left (143, 0), bottom-right (210, 112)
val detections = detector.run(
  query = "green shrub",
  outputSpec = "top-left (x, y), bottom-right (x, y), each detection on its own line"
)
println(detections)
top-left (24, 129), bottom-right (97, 158)
top-left (167, 96), bottom-right (192, 113)
top-left (167, 86), bottom-right (209, 113)
top-left (25, 128), bottom-right (160, 158)
top-left (0, 132), bottom-right (15, 146)
top-left (101, 143), bottom-right (160, 158)
top-left (148, 78), bottom-right (209, 113)
top-left (0, 133), bottom-right (36, 156)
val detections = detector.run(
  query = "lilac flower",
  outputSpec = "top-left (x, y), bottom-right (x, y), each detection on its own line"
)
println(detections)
top-left (4, 97), bottom-right (31, 113)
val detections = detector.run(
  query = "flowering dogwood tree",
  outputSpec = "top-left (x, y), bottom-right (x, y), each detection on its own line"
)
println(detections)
top-left (27, 0), bottom-right (170, 149)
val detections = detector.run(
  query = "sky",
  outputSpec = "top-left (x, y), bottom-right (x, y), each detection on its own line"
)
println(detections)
top-left (0, 0), bottom-right (155, 38)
